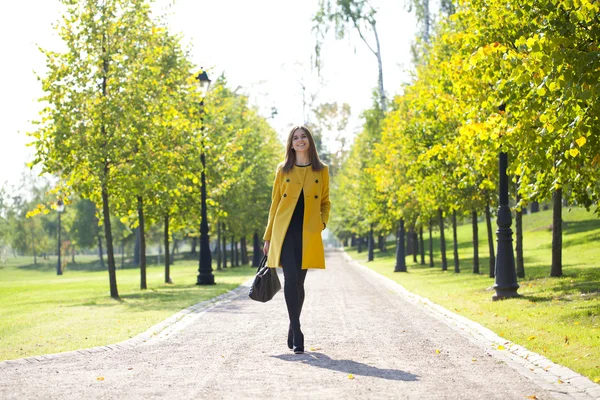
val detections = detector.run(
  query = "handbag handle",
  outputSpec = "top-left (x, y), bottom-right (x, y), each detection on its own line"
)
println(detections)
top-left (256, 255), bottom-right (268, 272)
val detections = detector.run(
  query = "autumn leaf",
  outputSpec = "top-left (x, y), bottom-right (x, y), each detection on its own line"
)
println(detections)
top-left (528, 336), bottom-right (536, 341)
top-left (497, 345), bottom-right (505, 350)
top-left (97, 377), bottom-right (104, 381)
top-left (575, 136), bottom-right (586, 147)
top-left (435, 349), bottom-right (441, 354)
top-left (348, 374), bottom-right (355, 380)
top-left (569, 148), bottom-right (579, 157)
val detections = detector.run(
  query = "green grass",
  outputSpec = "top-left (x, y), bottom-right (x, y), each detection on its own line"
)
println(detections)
top-left (0, 254), bottom-right (256, 361)
top-left (346, 207), bottom-right (600, 382)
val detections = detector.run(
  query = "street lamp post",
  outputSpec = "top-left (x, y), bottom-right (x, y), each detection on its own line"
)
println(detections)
top-left (195, 70), bottom-right (215, 285)
top-left (493, 103), bottom-right (519, 300)
top-left (56, 199), bottom-right (65, 276)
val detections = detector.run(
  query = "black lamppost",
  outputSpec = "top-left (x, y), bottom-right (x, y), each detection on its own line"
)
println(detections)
top-left (493, 103), bottom-right (519, 300)
top-left (56, 199), bottom-right (65, 276)
top-left (195, 70), bottom-right (215, 285)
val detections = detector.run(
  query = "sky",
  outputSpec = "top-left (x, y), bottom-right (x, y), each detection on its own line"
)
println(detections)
top-left (0, 0), bottom-right (418, 190)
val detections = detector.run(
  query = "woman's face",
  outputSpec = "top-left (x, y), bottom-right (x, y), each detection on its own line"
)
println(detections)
top-left (292, 129), bottom-right (310, 153)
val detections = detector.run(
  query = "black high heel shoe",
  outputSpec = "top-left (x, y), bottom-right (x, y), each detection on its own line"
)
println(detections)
top-left (287, 326), bottom-right (293, 350)
top-left (293, 330), bottom-right (304, 354)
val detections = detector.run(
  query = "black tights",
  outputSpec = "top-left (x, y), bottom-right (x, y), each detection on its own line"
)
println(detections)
top-left (281, 229), bottom-right (307, 332)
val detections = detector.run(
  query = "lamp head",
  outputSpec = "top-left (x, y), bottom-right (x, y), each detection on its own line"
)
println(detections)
top-left (195, 69), bottom-right (211, 98)
top-left (56, 199), bottom-right (65, 213)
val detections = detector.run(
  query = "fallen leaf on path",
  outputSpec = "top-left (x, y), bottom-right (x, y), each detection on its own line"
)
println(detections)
top-left (593, 377), bottom-right (600, 383)
top-left (128, 368), bottom-right (133, 370)
top-left (348, 374), bottom-right (355, 380)
top-left (497, 345), bottom-right (505, 350)
top-left (557, 379), bottom-right (563, 384)
top-left (471, 358), bottom-right (477, 362)
top-left (435, 349), bottom-right (441, 354)
top-left (97, 377), bottom-right (104, 381)
top-left (526, 396), bottom-right (538, 399)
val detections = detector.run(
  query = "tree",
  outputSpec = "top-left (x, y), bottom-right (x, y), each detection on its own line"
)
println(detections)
top-left (313, 0), bottom-right (386, 108)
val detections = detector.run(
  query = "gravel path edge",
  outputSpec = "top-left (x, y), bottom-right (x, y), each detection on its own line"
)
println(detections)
top-left (342, 250), bottom-right (600, 400)
top-left (0, 277), bottom-right (254, 369)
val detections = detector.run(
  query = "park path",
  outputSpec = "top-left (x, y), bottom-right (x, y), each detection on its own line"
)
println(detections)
top-left (0, 250), bottom-right (589, 399)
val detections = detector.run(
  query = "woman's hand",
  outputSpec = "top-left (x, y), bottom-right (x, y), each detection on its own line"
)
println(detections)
top-left (263, 240), bottom-right (270, 256)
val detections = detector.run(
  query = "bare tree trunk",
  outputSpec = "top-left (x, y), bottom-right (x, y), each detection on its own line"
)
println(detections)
top-left (452, 209), bottom-right (460, 273)
top-left (241, 236), bottom-right (248, 265)
top-left (551, 188), bottom-right (563, 277)
top-left (485, 200), bottom-right (495, 278)
top-left (216, 224), bottom-right (222, 270)
top-left (101, 179), bottom-right (118, 299)
top-left (191, 237), bottom-right (197, 255)
top-left (472, 210), bottom-right (479, 274)
top-left (222, 224), bottom-right (227, 268)
top-left (419, 226), bottom-right (425, 265)
top-left (137, 196), bottom-right (147, 290)
top-left (394, 219), bottom-right (406, 272)
top-left (98, 235), bottom-right (105, 269)
top-left (31, 223), bottom-right (37, 265)
top-left (438, 208), bottom-right (447, 271)
top-left (253, 232), bottom-right (261, 267)
top-left (372, 22), bottom-right (386, 109)
top-left (164, 214), bottom-right (172, 284)
top-left (428, 219), bottom-right (434, 268)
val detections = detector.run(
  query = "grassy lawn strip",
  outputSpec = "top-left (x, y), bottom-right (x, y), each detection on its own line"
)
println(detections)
top-left (0, 256), bottom-right (256, 361)
top-left (345, 207), bottom-right (600, 382)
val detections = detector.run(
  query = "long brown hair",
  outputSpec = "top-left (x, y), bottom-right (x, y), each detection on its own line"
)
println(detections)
top-left (282, 125), bottom-right (325, 173)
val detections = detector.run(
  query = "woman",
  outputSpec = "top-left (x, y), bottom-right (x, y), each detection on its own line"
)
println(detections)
top-left (262, 125), bottom-right (331, 354)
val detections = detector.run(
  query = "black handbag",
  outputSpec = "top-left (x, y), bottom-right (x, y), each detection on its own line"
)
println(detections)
top-left (249, 255), bottom-right (281, 302)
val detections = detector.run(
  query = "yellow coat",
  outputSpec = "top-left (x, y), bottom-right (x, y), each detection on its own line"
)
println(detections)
top-left (263, 163), bottom-right (331, 269)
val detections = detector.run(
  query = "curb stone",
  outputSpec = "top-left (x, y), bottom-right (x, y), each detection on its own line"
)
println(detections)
top-left (341, 250), bottom-right (600, 400)
top-left (0, 277), bottom-right (254, 369)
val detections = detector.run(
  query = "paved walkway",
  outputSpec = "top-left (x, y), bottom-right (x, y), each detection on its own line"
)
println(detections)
top-left (0, 250), bottom-right (596, 399)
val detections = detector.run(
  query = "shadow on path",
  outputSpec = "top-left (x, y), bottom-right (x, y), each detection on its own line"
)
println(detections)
top-left (271, 352), bottom-right (419, 382)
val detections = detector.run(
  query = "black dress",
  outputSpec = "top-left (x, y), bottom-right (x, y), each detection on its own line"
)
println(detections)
top-left (281, 169), bottom-right (309, 334)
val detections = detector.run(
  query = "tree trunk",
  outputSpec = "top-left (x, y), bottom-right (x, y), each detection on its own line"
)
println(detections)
top-left (235, 239), bottom-right (240, 267)
top-left (216, 224), bottom-right (222, 270)
top-left (134, 227), bottom-right (140, 266)
top-left (452, 209), bottom-right (460, 273)
top-left (472, 210), bottom-right (479, 274)
top-left (372, 23), bottom-right (386, 109)
top-left (378, 234), bottom-right (385, 252)
top-left (222, 225), bottom-right (227, 268)
top-left (438, 208), bottom-right (447, 271)
top-left (551, 188), bottom-right (563, 277)
top-left (516, 194), bottom-right (525, 279)
top-left (357, 236), bottom-right (363, 253)
top-left (530, 201), bottom-right (539, 213)
top-left (191, 237), bottom-right (197, 255)
top-left (101, 180), bottom-right (118, 299)
top-left (253, 232), bottom-right (261, 267)
top-left (137, 196), bottom-right (147, 290)
top-left (231, 235), bottom-right (236, 267)
top-left (351, 235), bottom-right (356, 247)
top-left (394, 219), bottom-right (406, 272)
top-left (419, 226), bottom-right (425, 265)
top-left (412, 229), bottom-right (418, 263)
top-left (164, 214), bottom-right (172, 284)
top-left (406, 227), bottom-right (413, 256)
top-left (485, 200), bottom-right (496, 278)
top-left (121, 239), bottom-right (125, 269)
top-left (72, 246), bottom-right (76, 264)
top-left (428, 219), bottom-right (434, 267)
top-left (98, 235), bottom-right (105, 269)
top-left (368, 225), bottom-right (374, 261)
top-left (241, 236), bottom-right (248, 265)
top-left (31, 224), bottom-right (37, 265)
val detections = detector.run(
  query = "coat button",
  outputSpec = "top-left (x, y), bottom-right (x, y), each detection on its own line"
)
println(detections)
top-left (286, 179), bottom-right (290, 182)
top-left (283, 194), bottom-right (287, 197)
top-left (315, 180), bottom-right (319, 183)
top-left (314, 195), bottom-right (318, 199)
